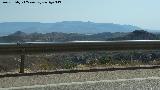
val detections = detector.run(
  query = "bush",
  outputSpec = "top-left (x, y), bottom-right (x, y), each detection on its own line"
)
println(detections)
top-left (63, 59), bottom-right (77, 69)
top-left (99, 56), bottom-right (111, 65)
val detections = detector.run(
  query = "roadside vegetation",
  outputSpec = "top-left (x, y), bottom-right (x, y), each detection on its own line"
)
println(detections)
top-left (1, 50), bottom-right (160, 73)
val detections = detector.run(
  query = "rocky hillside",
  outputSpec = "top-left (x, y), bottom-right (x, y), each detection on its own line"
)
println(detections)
top-left (0, 30), bottom-right (159, 43)
top-left (109, 30), bottom-right (159, 40)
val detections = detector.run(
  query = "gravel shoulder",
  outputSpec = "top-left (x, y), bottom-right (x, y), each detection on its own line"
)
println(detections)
top-left (0, 68), bottom-right (160, 89)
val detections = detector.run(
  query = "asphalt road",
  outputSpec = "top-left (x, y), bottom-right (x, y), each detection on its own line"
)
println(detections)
top-left (1, 68), bottom-right (160, 90)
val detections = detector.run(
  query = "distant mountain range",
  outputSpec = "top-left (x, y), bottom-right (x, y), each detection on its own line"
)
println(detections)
top-left (0, 21), bottom-right (142, 35)
top-left (0, 30), bottom-right (159, 43)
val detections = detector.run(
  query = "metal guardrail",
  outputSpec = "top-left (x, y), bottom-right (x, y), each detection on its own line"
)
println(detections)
top-left (1, 40), bottom-right (160, 73)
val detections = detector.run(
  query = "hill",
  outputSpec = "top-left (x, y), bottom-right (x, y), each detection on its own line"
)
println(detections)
top-left (109, 30), bottom-right (160, 40)
top-left (0, 30), bottom-right (159, 43)
top-left (0, 31), bottom-right (128, 42)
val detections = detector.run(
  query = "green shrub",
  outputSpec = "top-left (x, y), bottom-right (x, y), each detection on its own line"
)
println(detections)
top-left (63, 59), bottom-right (77, 69)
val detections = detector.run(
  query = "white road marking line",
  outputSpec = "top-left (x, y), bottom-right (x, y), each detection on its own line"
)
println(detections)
top-left (1, 77), bottom-right (160, 90)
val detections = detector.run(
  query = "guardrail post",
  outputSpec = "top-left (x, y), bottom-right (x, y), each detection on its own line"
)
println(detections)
top-left (20, 54), bottom-right (25, 73)
top-left (18, 42), bottom-right (26, 73)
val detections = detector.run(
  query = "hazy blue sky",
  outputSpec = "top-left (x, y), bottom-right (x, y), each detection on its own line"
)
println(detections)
top-left (0, 0), bottom-right (160, 30)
